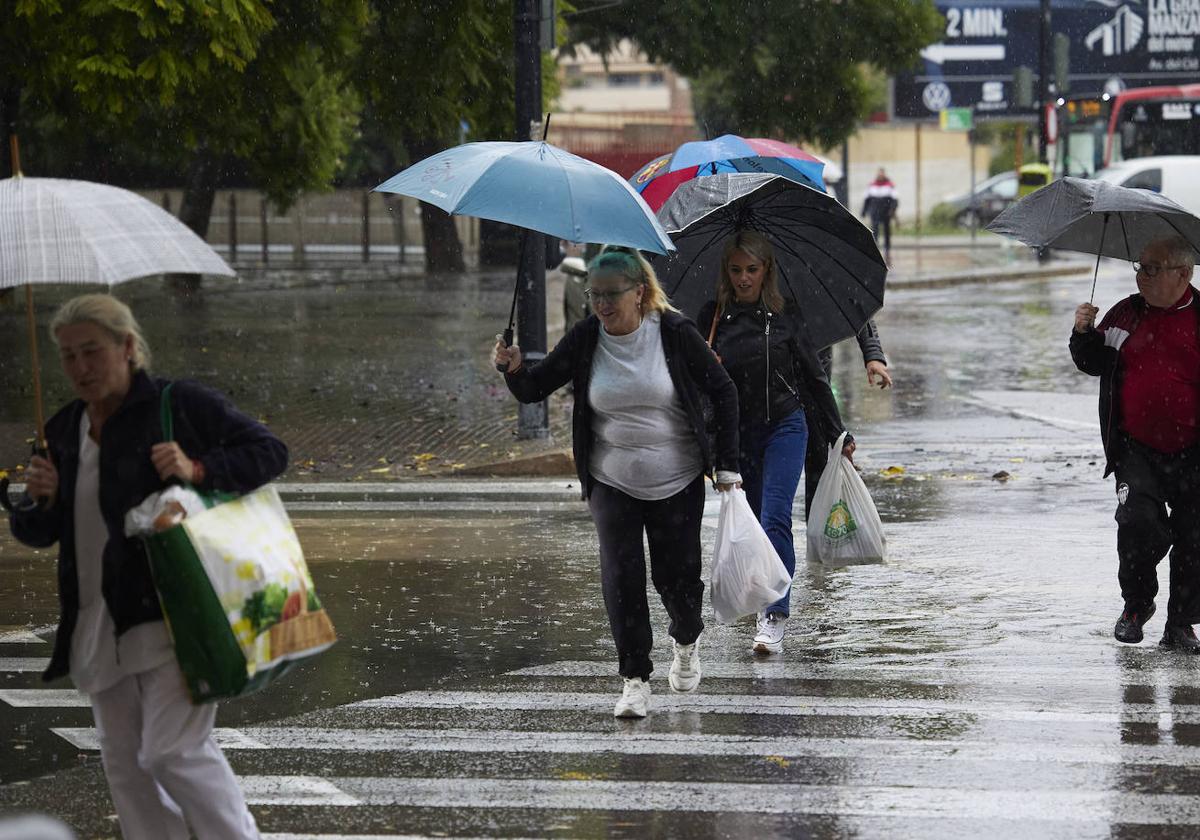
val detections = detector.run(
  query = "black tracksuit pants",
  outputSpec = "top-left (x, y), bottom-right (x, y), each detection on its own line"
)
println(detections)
top-left (588, 474), bottom-right (706, 680)
top-left (1114, 437), bottom-right (1200, 625)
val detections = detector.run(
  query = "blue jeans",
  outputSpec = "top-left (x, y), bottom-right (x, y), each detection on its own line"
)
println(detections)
top-left (739, 409), bottom-right (808, 617)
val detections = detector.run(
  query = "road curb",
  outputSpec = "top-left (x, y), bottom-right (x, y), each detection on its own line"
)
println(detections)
top-left (889, 261), bottom-right (1092, 290)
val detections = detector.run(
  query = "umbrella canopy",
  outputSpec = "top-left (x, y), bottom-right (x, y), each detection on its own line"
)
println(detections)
top-left (653, 173), bottom-right (886, 351)
top-left (0, 177), bottom-right (235, 288)
top-left (373, 140), bottom-right (674, 255)
top-left (0, 176), bottom-right (235, 467)
top-left (630, 134), bottom-right (827, 212)
top-left (985, 176), bottom-right (1200, 261)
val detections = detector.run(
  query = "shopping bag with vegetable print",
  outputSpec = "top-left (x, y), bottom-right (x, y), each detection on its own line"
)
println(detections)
top-left (141, 385), bottom-right (336, 703)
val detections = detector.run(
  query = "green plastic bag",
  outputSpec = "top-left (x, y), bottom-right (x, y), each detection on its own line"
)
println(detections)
top-left (142, 385), bottom-right (336, 703)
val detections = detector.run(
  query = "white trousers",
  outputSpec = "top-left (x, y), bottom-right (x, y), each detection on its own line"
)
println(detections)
top-left (88, 660), bottom-right (259, 840)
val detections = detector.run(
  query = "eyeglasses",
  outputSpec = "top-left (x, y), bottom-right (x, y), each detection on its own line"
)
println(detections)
top-left (1133, 262), bottom-right (1187, 278)
top-left (584, 285), bottom-right (638, 304)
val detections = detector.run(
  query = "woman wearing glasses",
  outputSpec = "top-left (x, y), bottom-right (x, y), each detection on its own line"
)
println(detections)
top-left (493, 249), bottom-right (740, 718)
top-left (698, 230), bottom-right (855, 655)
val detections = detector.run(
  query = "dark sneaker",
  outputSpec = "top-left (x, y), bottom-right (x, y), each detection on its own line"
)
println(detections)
top-left (1114, 603), bottom-right (1155, 644)
top-left (1159, 624), bottom-right (1200, 653)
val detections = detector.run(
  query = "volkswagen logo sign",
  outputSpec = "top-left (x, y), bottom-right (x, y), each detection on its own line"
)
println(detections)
top-left (922, 82), bottom-right (952, 112)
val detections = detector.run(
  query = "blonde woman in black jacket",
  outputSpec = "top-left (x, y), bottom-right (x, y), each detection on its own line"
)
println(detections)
top-left (698, 230), bottom-right (856, 655)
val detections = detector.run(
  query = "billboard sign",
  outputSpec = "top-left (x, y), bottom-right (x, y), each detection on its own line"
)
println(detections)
top-left (894, 0), bottom-right (1200, 119)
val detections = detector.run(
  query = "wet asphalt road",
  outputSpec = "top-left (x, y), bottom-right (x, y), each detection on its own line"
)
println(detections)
top-left (5, 259), bottom-right (1200, 838)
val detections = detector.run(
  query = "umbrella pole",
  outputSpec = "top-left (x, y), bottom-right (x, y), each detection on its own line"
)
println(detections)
top-left (24, 284), bottom-right (46, 450)
top-left (1089, 213), bottom-right (1109, 304)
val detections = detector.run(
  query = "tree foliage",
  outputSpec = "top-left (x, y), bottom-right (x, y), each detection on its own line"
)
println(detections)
top-left (567, 0), bottom-right (942, 147)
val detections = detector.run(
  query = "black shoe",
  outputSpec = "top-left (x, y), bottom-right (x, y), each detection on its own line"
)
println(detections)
top-left (1159, 624), bottom-right (1200, 653)
top-left (1114, 603), bottom-right (1156, 644)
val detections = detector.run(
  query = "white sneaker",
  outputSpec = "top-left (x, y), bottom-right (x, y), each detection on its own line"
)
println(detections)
top-left (753, 612), bottom-right (788, 654)
top-left (613, 677), bottom-right (651, 718)
top-left (668, 639), bottom-right (702, 692)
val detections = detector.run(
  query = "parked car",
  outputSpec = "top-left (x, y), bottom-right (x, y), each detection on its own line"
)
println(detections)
top-left (942, 170), bottom-right (1018, 228)
top-left (1092, 155), bottom-right (1200, 217)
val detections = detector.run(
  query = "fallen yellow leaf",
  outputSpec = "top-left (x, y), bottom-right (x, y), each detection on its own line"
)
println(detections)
top-left (413, 453), bottom-right (436, 463)
top-left (879, 465), bottom-right (906, 477)
top-left (764, 755), bottom-right (791, 768)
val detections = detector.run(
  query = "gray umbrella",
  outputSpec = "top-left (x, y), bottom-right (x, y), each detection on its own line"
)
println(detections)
top-left (985, 176), bottom-right (1200, 300)
top-left (652, 173), bottom-right (886, 350)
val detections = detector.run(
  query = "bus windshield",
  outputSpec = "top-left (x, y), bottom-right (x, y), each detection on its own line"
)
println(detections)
top-left (1111, 100), bottom-right (1200, 163)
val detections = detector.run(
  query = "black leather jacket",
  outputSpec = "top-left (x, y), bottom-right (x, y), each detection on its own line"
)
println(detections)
top-left (699, 299), bottom-right (847, 446)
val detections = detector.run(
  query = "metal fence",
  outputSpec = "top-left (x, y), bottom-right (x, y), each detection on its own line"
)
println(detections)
top-left (140, 189), bottom-right (481, 265)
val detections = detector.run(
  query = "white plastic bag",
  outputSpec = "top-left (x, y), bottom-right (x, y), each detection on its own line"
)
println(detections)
top-left (710, 487), bottom-right (792, 624)
top-left (123, 486), bottom-right (209, 537)
top-left (807, 432), bottom-right (886, 565)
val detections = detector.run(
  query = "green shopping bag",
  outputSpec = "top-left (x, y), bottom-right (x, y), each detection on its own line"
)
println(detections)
top-left (142, 385), bottom-right (336, 703)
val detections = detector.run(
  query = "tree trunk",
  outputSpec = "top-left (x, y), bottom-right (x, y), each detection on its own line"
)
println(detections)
top-left (478, 219), bottom-right (519, 267)
top-left (168, 152), bottom-right (219, 295)
top-left (418, 201), bottom-right (465, 273)
top-left (407, 137), bottom-right (464, 273)
top-left (2, 85), bottom-right (20, 178)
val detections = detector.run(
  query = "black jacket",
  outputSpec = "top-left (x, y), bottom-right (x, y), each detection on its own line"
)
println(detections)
top-left (698, 299), bottom-right (847, 448)
top-left (503, 311), bottom-right (740, 498)
top-left (8, 371), bottom-right (288, 682)
top-left (1070, 288), bottom-right (1200, 477)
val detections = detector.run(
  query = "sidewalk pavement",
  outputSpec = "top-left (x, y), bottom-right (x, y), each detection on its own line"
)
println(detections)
top-left (0, 237), bottom-right (1090, 487)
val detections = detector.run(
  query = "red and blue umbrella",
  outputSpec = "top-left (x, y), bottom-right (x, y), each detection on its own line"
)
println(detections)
top-left (630, 134), bottom-right (827, 212)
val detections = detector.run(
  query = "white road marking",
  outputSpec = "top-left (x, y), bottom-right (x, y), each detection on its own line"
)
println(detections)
top-left (504, 659), bottom-right (1198, 688)
top-left (0, 631), bottom-right (46, 644)
top-left (242, 776), bottom-right (1200, 823)
top-left (50, 725), bottom-right (1200, 767)
top-left (348, 689), bottom-right (1200, 724)
top-left (239, 776), bottom-right (360, 807)
top-left (0, 689), bottom-right (89, 707)
top-left (0, 657), bottom-right (50, 672)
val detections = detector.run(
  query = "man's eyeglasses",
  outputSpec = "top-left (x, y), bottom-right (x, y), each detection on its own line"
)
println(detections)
top-left (584, 285), bottom-right (638, 304)
top-left (1134, 262), bottom-right (1187, 278)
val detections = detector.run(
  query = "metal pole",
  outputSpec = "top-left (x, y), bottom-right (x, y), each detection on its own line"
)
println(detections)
top-left (1038, 0), bottom-right (1051, 163)
top-left (362, 191), bottom-right (370, 263)
top-left (838, 140), bottom-right (850, 206)
top-left (228, 192), bottom-right (238, 263)
top-left (260, 195), bottom-right (269, 264)
top-left (514, 0), bottom-right (548, 439)
top-left (969, 121), bottom-right (977, 245)
top-left (914, 123), bottom-right (922, 237)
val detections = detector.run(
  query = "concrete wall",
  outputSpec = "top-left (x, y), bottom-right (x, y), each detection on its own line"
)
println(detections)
top-left (828, 124), bottom-right (992, 224)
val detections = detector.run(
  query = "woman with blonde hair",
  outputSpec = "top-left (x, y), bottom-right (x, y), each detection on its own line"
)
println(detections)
top-left (698, 230), bottom-right (856, 655)
top-left (494, 249), bottom-right (741, 718)
top-left (8, 293), bottom-right (285, 839)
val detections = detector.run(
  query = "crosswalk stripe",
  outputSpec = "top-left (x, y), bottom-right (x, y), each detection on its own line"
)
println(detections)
top-left (240, 776), bottom-right (1200, 823)
top-left (0, 657), bottom-right (49, 672)
top-left (348, 690), bottom-right (1200, 723)
top-left (240, 776), bottom-right (360, 806)
top-left (262, 835), bottom-right (542, 840)
top-left (504, 659), bottom-right (1198, 686)
top-left (0, 631), bottom-right (46, 644)
top-left (50, 725), bottom-right (1200, 766)
top-left (288, 501), bottom-right (584, 514)
top-left (0, 689), bottom-right (88, 707)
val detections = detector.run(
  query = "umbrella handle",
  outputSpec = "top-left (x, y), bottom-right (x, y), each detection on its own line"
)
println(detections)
top-left (495, 327), bottom-right (515, 372)
top-left (1, 441), bottom-right (51, 513)
top-left (0, 477), bottom-right (14, 513)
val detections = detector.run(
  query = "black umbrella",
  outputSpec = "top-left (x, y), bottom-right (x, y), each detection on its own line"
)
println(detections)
top-left (651, 173), bottom-right (887, 351)
top-left (985, 176), bottom-right (1200, 301)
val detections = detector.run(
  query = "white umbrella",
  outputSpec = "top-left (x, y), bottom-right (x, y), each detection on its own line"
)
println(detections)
top-left (0, 173), bottom-right (234, 449)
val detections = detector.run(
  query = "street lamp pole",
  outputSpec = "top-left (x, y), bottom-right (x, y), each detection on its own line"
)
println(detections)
top-left (513, 0), bottom-right (549, 439)
top-left (1037, 0), bottom-right (1051, 163)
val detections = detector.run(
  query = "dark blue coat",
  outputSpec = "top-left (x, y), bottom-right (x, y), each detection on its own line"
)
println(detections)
top-left (8, 370), bottom-right (288, 682)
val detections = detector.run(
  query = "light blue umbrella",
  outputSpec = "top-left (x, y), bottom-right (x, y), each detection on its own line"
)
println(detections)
top-left (373, 141), bottom-right (675, 255)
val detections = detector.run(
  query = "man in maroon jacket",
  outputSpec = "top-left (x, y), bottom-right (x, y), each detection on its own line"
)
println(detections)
top-left (1072, 235), bottom-right (1200, 651)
